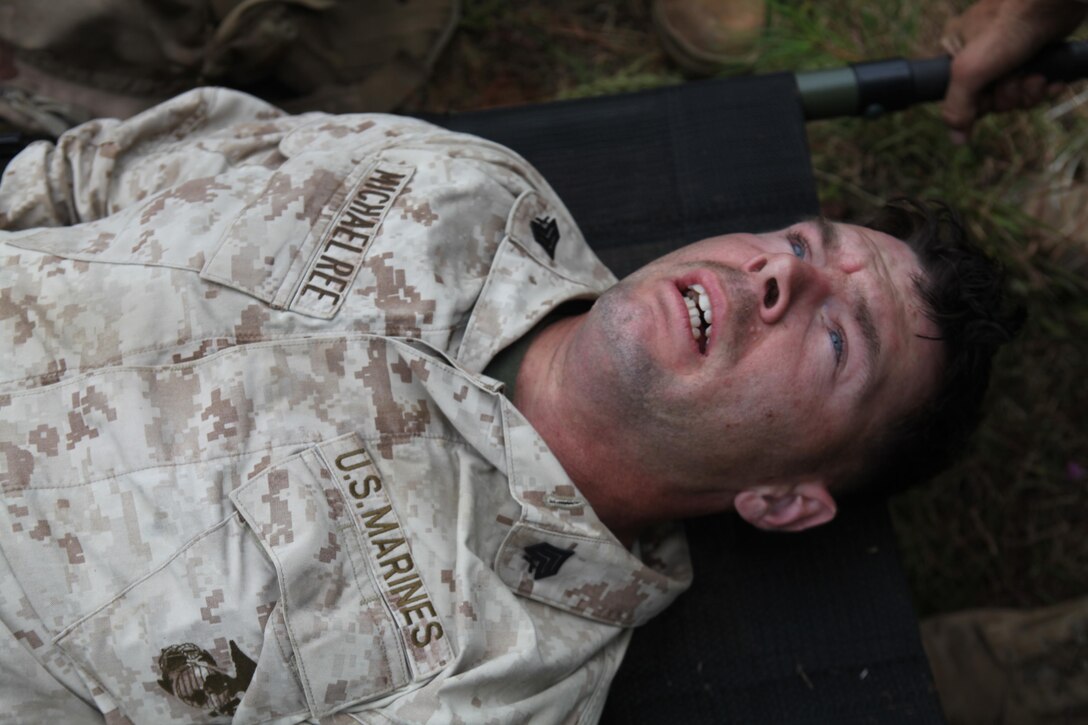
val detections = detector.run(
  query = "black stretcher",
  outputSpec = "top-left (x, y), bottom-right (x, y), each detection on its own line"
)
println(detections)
top-left (433, 73), bottom-right (945, 724)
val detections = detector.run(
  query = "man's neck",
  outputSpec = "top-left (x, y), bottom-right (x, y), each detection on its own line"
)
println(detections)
top-left (512, 313), bottom-right (736, 546)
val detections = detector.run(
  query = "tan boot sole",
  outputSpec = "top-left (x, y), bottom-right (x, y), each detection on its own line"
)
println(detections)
top-left (653, 0), bottom-right (763, 76)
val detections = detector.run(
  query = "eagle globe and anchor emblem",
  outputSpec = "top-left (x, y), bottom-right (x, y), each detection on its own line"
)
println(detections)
top-left (157, 640), bottom-right (257, 717)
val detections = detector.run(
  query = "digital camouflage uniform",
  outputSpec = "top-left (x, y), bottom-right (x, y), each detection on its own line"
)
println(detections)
top-left (0, 0), bottom-right (459, 134)
top-left (0, 88), bottom-right (692, 724)
top-left (922, 596), bottom-right (1088, 724)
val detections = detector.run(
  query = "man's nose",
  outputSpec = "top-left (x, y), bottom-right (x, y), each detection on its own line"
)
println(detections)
top-left (745, 253), bottom-right (830, 325)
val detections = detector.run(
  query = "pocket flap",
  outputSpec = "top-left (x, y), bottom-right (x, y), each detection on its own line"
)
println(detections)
top-left (200, 156), bottom-right (414, 320)
top-left (230, 433), bottom-right (453, 716)
top-left (53, 515), bottom-right (310, 724)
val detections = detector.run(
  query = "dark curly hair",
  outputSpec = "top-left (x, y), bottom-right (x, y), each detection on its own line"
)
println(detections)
top-left (845, 198), bottom-right (1025, 498)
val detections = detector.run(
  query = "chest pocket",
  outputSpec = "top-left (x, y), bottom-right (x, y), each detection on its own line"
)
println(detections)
top-left (4, 148), bottom-right (413, 321)
top-left (201, 157), bottom-right (414, 320)
top-left (53, 433), bottom-right (451, 724)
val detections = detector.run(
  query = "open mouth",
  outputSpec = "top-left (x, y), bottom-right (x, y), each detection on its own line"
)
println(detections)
top-left (681, 283), bottom-right (712, 354)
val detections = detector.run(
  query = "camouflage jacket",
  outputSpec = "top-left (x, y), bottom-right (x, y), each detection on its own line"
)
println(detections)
top-left (0, 89), bottom-right (692, 724)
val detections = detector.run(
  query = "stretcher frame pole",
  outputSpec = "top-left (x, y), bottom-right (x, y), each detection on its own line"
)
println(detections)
top-left (797, 39), bottom-right (1088, 120)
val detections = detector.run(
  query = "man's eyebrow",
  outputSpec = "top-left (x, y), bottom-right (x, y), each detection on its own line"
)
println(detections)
top-left (855, 294), bottom-right (881, 391)
top-left (808, 216), bottom-right (880, 385)
top-left (815, 216), bottom-right (840, 254)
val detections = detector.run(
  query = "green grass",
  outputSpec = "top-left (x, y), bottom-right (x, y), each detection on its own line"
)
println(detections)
top-left (406, 0), bottom-right (1088, 617)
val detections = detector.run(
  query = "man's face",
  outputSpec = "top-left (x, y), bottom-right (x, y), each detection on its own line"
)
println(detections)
top-left (570, 219), bottom-right (945, 490)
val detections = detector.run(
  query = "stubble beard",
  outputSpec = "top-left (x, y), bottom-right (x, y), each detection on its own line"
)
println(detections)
top-left (585, 265), bottom-right (758, 448)
top-left (585, 289), bottom-right (660, 418)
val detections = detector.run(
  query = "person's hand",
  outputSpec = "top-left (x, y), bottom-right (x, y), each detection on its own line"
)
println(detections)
top-left (941, 0), bottom-right (1087, 143)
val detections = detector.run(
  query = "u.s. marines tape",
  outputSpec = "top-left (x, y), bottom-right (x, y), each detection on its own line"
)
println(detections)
top-left (317, 434), bottom-right (453, 679)
top-left (229, 431), bottom-right (453, 717)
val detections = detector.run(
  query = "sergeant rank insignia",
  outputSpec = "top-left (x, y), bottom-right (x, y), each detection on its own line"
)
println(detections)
top-left (523, 542), bottom-right (575, 580)
top-left (530, 216), bottom-right (561, 259)
top-left (157, 640), bottom-right (257, 717)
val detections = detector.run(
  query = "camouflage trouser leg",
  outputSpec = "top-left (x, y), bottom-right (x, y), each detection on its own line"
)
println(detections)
top-left (0, 0), bottom-right (459, 135)
top-left (921, 596), bottom-right (1088, 724)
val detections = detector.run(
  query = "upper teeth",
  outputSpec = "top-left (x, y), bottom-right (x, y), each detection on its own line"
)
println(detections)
top-left (683, 283), bottom-right (712, 342)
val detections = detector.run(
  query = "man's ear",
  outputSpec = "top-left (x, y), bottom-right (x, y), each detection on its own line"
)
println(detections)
top-left (733, 482), bottom-right (837, 532)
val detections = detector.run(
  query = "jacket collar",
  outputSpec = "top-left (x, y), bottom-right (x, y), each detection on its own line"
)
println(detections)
top-left (493, 398), bottom-right (692, 628)
top-left (456, 189), bottom-right (616, 373)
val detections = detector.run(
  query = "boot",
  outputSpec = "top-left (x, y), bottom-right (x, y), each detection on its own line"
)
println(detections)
top-left (652, 0), bottom-right (766, 76)
top-left (921, 596), bottom-right (1088, 724)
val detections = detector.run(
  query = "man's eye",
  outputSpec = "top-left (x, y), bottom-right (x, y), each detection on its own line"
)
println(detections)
top-left (786, 231), bottom-right (809, 260)
top-left (829, 328), bottom-right (845, 363)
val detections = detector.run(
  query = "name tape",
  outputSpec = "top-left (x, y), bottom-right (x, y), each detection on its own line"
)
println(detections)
top-left (292, 163), bottom-right (414, 318)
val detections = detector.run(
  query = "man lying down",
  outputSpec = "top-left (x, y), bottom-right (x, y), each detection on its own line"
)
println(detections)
top-left (0, 88), bottom-right (1020, 724)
